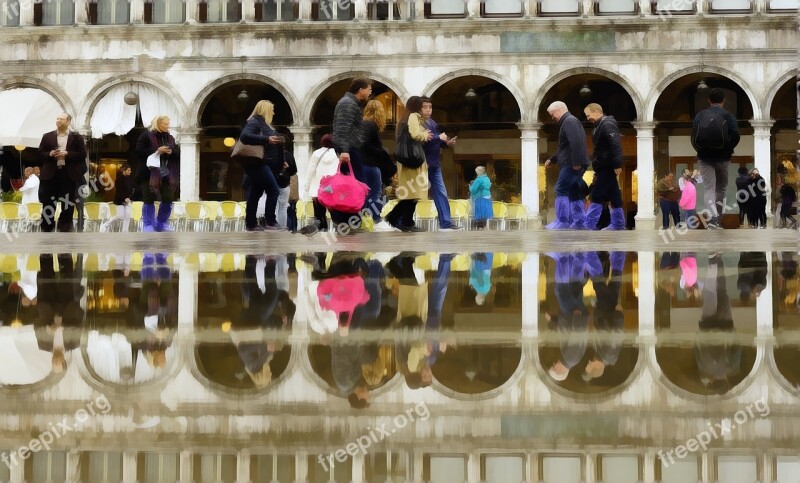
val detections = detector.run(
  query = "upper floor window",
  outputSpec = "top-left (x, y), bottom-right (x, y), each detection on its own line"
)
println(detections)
top-left (35, 0), bottom-right (75, 25)
top-left (145, 0), bottom-right (186, 23)
top-left (200, 0), bottom-right (241, 22)
top-left (596, 0), bottom-right (638, 14)
top-left (482, 0), bottom-right (523, 17)
top-left (426, 0), bottom-right (467, 18)
top-left (312, 0), bottom-right (354, 20)
top-left (538, 0), bottom-right (581, 16)
top-left (708, 0), bottom-right (752, 12)
top-left (652, 0), bottom-right (695, 14)
top-left (256, 0), bottom-right (298, 21)
top-left (1, 0), bottom-right (20, 26)
top-left (88, 0), bottom-right (130, 25)
top-left (769, 0), bottom-right (798, 10)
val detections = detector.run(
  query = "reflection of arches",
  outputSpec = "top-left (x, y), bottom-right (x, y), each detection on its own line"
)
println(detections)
top-left (430, 344), bottom-right (524, 400)
top-left (771, 346), bottom-right (800, 396)
top-left (81, 75), bottom-right (187, 130)
top-left (193, 339), bottom-right (292, 393)
top-left (533, 67), bottom-right (643, 122)
top-left (303, 71), bottom-right (409, 124)
top-left (763, 70), bottom-right (798, 118)
top-left (0, 326), bottom-right (70, 393)
top-left (423, 69), bottom-right (526, 122)
top-left (537, 344), bottom-right (643, 399)
top-left (0, 77), bottom-right (74, 120)
top-left (646, 66), bottom-right (761, 121)
top-left (307, 344), bottom-right (399, 398)
top-left (190, 73), bottom-right (300, 127)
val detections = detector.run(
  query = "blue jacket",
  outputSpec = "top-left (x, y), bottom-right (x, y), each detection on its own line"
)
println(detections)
top-left (240, 115), bottom-right (282, 167)
top-left (469, 174), bottom-right (491, 199)
top-left (549, 112), bottom-right (589, 169)
top-left (423, 118), bottom-right (448, 168)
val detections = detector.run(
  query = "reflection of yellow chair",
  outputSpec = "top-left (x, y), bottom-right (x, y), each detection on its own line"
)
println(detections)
top-left (84, 253), bottom-right (100, 272)
top-left (487, 202), bottom-right (508, 230)
top-left (130, 252), bottom-right (143, 272)
top-left (184, 253), bottom-right (201, 268)
top-left (505, 203), bottom-right (528, 230)
top-left (220, 253), bottom-right (237, 272)
top-left (414, 253), bottom-right (436, 271)
top-left (202, 253), bottom-right (221, 272)
top-left (25, 254), bottom-right (40, 272)
top-left (451, 253), bottom-right (470, 271)
top-left (0, 202), bottom-right (21, 232)
top-left (491, 252), bottom-right (508, 269)
top-left (507, 252), bottom-right (527, 268)
top-left (0, 254), bottom-right (18, 274)
top-left (414, 200), bottom-right (437, 231)
top-left (131, 202), bottom-right (143, 231)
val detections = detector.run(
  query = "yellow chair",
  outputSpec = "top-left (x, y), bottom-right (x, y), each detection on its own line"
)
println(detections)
top-left (218, 201), bottom-right (241, 232)
top-left (203, 201), bottom-right (220, 231)
top-left (414, 200), bottom-right (438, 231)
top-left (487, 201), bottom-right (509, 230)
top-left (505, 203), bottom-right (529, 230)
top-left (183, 202), bottom-right (207, 232)
top-left (448, 200), bottom-right (469, 228)
top-left (130, 201), bottom-right (144, 231)
top-left (83, 202), bottom-right (106, 232)
top-left (24, 203), bottom-right (43, 232)
top-left (0, 202), bottom-right (21, 233)
top-left (169, 201), bottom-right (185, 231)
top-left (295, 200), bottom-right (315, 229)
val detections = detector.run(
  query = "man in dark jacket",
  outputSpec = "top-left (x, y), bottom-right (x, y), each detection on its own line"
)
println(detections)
top-left (37, 113), bottom-right (87, 232)
top-left (691, 88), bottom-right (740, 229)
top-left (544, 101), bottom-right (590, 230)
top-left (583, 103), bottom-right (625, 230)
top-left (735, 166), bottom-right (751, 227)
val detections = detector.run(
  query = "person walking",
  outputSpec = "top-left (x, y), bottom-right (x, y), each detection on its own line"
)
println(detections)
top-left (239, 100), bottom-right (283, 232)
top-left (582, 103), bottom-right (625, 230)
top-left (691, 88), bottom-right (740, 229)
top-left (779, 181), bottom-right (797, 229)
top-left (544, 101), bottom-right (590, 230)
top-left (421, 97), bottom-right (460, 231)
top-left (135, 115), bottom-right (180, 232)
top-left (100, 163), bottom-right (134, 232)
top-left (679, 169), bottom-right (699, 229)
top-left (735, 166), bottom-right (751, 227)
top-left (37, 113), bottom-right (87, 232)
top-left (360, 99), bottom-right (398, 232)
top-left (469, 166), bottom-right (492, 229)
top-left (302, 134), bottom-right (339, 233)
top-left (657, 171), bottom-right (681, 229)
top-left (385, 96), bottom-right (431, 232)
top-left (748, 168), bottom-right (767, 229)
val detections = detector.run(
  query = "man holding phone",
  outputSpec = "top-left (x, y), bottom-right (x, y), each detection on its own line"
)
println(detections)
top-left (421, 97), bottom-right (460, 231)
top-left (37, 113), bottom-right (87, 232)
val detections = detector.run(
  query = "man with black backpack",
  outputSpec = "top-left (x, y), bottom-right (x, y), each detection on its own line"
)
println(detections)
top-left (691, 88), bottom-right (740, 229)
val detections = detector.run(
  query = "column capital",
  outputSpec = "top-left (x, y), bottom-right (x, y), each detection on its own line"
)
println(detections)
top-left (633, 121), bottom-right (658, 132)
top-left (750, 119), bottom-right (775, 131)
top-left (516, 122), bottom-right (543, 133)
top-left (289, 124), bottom-right (315, 135)
top-left (177, 128), bottom-right (202, 141)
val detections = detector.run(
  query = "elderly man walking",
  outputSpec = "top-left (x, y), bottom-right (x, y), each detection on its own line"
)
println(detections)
top-left (544, 101), bottom-right (590, 230)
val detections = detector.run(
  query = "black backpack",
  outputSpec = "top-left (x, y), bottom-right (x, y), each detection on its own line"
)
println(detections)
top-left (692, 109), bottom-right (729, 152)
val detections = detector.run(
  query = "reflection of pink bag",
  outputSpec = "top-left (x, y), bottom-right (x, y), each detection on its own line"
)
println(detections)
top-left (317, 274), bottom-right (370, 327)
top-left (317, 161), bottom-right (369, 213)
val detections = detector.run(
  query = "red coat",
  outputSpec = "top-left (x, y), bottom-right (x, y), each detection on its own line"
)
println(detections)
top-left (37, 130), bottom-right (87, 183)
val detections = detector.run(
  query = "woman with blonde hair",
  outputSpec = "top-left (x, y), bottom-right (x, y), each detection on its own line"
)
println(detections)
top-left (239, 100), bottom-right (284, 231)
top-left (361, 99), bottom-right (397, 232)
top-left (135, 115), bottom-right (180, 232)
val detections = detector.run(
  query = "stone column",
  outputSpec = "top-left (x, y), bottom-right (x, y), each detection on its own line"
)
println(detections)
top-left (518, 122), bottom-right (542, 227)
top-left (752, 119), bottom-right (774, 219)
top-left (242, 0), bottom-right (256, 21)
top-left (185, 0), bottom-right (199, 22)
top-left (130, 0), bottom-right (145, 23)
top-left (633, 122), bottom-right (657, 229)
top-left (237, 451), bottom-right (250, 483)
top-left (754, 0), bottom-right (768, 12)
top-left (584, 452), bottom-right (597, 483)
top-left (178, 129), bottom-right (201, 202)
top-left (643, 450), bottom-right (656, 483)
top-left (639, 0), bottom-right (652, 15)
top-left (298, 0), bottom-right (312, 20)
top-left (75, 0), bottom-right (89, 24)
top-left (354, 0), bottom-right (367, 20)
top-left (351, 452), bottom-right (365, 482)
top-left (290, 124), bottom-right (314, 201)
top-left (466, 0), bottom-right (480, 17)
top-left (19, 0), bottom-right (33, 25)
top-left (582, 0), bottom-right (594, 15)
top-left (696, 0), bottom-right (707, 14)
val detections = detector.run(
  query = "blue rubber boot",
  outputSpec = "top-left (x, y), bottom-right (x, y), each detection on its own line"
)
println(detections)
top-left (601, 207), bottom-right (626, 231)
top-left (568, 200), bottom-right (587, 230)
top-left (545, 196), bottom-right (572, 230)
top-left (155, 203), bottom-right (174, 232)
top-left (585, 203), bottom-right (604, 230)
top-left (142, 204), bottom-right (156, 233)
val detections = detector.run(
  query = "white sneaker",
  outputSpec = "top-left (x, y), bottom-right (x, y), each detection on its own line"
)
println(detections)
top-left (439, 224), bottom-right (463, 232)
top-left (373, 220), bottom-right (400, 232)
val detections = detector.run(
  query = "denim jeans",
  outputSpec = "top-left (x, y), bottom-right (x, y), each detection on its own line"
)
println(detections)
top-left (660, 199), bottom-right (680, 229)
top-left (681, 208), bottom-right (697, 229)
top-left (244, 163), bottom-right (280, 228)
top-left (363, 165), bottom-right (384, 222)
top-left (554, 165), bottom-right (587, 200)
top-left (428, 166), bottom-right (452, 228)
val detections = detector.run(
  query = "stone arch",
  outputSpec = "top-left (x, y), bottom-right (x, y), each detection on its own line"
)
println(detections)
top-left (423, 69), bottom-right (527, 122)
top-left (0, 76), bottom-right (74, 120)
top-left (190, 73), bottom-right (301, 128)
top-left (763, 70), bottom-right (799, 119)
top-left (532, 67), bottom-right (644, 122)
top-left (431, 346), bottom-right (526, 401)
top-left (645, 65), bottom-right (762, 122)
top-left (765, 348), bottom-right (800, 398)
top-left (303, 71), bottom-right (410, 124)
top-left (79, 74), bottom-right (188, 130)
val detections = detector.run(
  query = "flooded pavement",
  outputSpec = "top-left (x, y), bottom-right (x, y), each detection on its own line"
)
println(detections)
top-left (0, 250), bottom-right (798, 482)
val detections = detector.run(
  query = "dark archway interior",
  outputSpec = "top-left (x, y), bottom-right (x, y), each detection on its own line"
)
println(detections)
top-left (770, 77), bottom-right (799, 131)
top-left (774, 347), bottom-right (800, 389)
top-left (538, 74), bottom-right (637, 127)
top-left (200, 81), bottom-right (294, 137)
top-left (429, 76), bottom-right (521, 132)
top-left (431, 345), bottom-right (522, 394)
top-left (654, 73), bottom-right (754, 125)
top-left (655, 344), bottom-right (757, 396)
top-left (310, 78), bottom-right (395, 128)
top-left (195, 343), bottom-right (291, 390)
top-left (539, 345), bottom-right (640, 395)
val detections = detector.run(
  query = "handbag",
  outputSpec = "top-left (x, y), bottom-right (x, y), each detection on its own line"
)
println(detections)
top-left (317, 160), bottom-right (370, 213)
top-left (231, 139), bottom-right (265, 167)
top-left (394, 123), bottom-right (425, 169)
top-left (317, 274), bottom-right (370, 329)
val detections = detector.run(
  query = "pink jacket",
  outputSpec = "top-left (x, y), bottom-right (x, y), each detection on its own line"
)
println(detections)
top-left (679, 180), bottom-right (696, 210)
top-left (680, 257), bottom-right (698, 288)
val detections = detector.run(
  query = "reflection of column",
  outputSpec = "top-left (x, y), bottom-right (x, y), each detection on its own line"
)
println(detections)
top-left (66, 451), bottom-right (81, 483)
top-left (757, 255), bottom-right (773, 336)
top-left (696, 0), bottom-right (707, 14)
top-left (290, 124), bottom-right (314, 201)
top-left (123, 452), bottom-right (137, 482)
top-left (518, 122), bottom-right (542, 227)
top-left (352, 452), bottom-right (365, 482)
top-left (237, 452), bottom-right (250, 483)
top-left (467, 453), bottom-right (480, 482)
top-left (584, 453), bottom-right (596, 483)
top-left (521, 254), bottom-right (539, 337)
top-left (179, 267), bottom-right (198, 332)
top-left (752, 120), bottom-right (774, 219)
top-left (179, 129), bottom-right (201, 202)
top-left (296, 451), bottom-right (308, 481)
top-left (643, 451), bottom-right (656, 483)
top-left (354, 0), bottom-right (367, 19)
top-left (298, 0), bottom-right (311, 19)
top-left (412, 449), bottom-right (423, 482)
top-left (633, 122), bottom-right (657, 229)
top-left (581, 0), bottom-right (593, 15)
top-left (10, 460), bottom-right (23, 483)
top-left (466, 0), bottom-right (480, 17)
top-left (754, 0), bottom-right (767, 12)
top-left (180, 450), bottom-right (193, 482)
top-left (638, 252), bottom-right (656, 337)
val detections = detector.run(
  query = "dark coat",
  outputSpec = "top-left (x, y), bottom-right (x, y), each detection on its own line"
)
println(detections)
top-left (113, 173), bottom-right (135, 205)
top-left (591, 115), bottom-right (623, 172)
top-left (240, 115), bottom-right (283, 168)
top-left (361, 120), bottom-right (397, 183)
top-left (549, 112), bottom-right (589, 169)
top-left (134, 130), bottom-right (180, 183)
top-left (37, 130), bottom-right (87, 183)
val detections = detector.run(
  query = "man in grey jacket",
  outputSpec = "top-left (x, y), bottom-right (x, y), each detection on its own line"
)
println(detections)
top-left (330, 77), bottom-right (372, 230)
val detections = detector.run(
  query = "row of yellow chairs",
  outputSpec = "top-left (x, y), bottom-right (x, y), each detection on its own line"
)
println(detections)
top-left (411, 200), bottom-right (529, 231)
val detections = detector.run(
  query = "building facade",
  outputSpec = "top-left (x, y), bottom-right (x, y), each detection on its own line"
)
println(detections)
top-left (0, 0), bottom-right (797, 228)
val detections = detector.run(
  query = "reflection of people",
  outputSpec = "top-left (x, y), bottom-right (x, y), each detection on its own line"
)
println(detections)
top-left (426, 254), bottom-right (454, 368)
top-left (583, 252), bottom-right (626, 382)
top-left (547, 253), bottom-right (589, 382)
top-left (35, 254), bottom-right (85, 373)
top-left (135, 116), bottom-right (180, 232)
top-left (37, 113), bottom-right (87, 232)
top-left (469, 252), bottom-right (492, 305)
top-left (131, 253), bottom-right (177, 372)
top-left (737, 252), bottom-right (767, 302)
